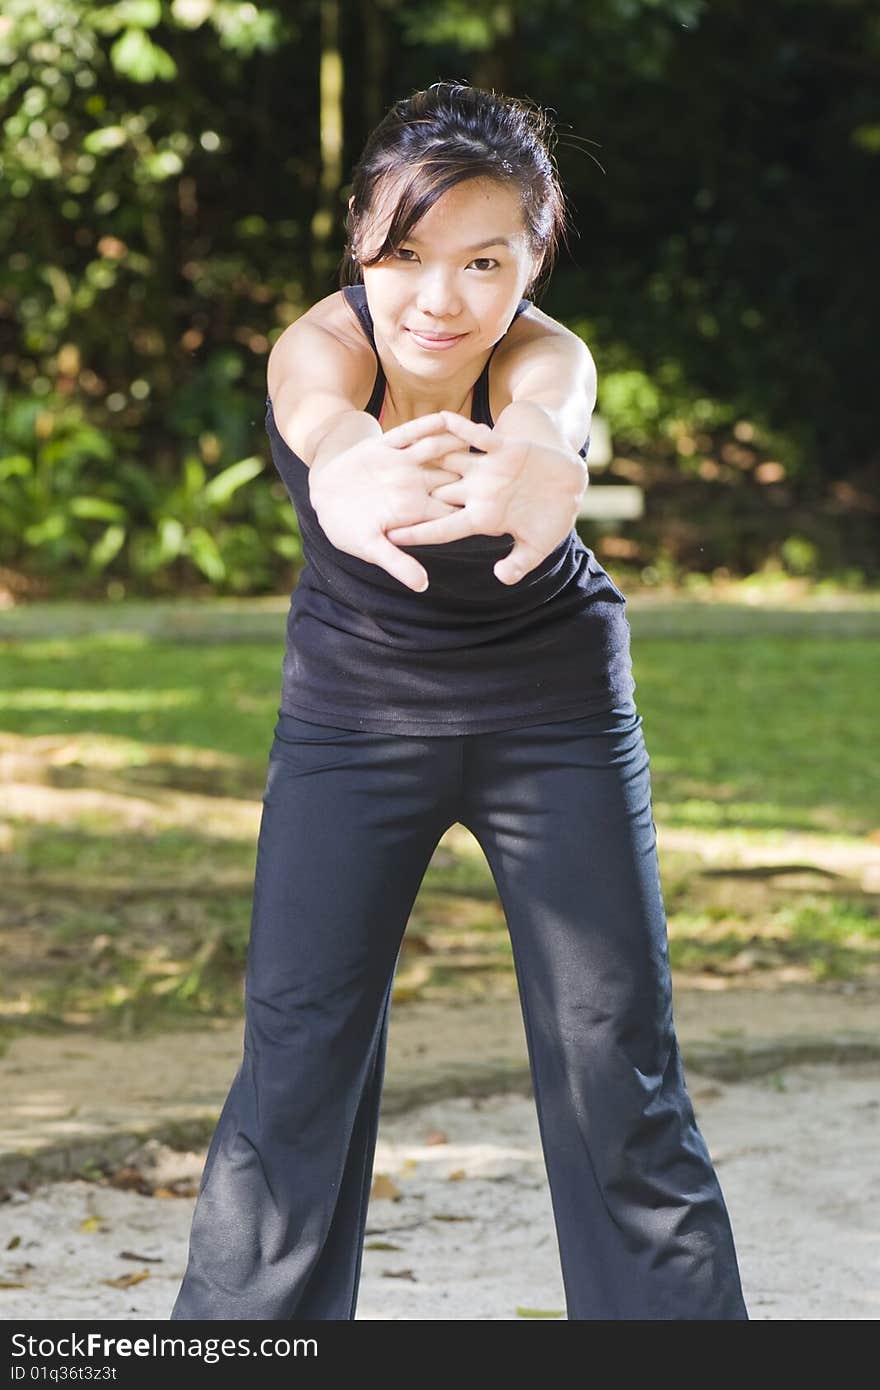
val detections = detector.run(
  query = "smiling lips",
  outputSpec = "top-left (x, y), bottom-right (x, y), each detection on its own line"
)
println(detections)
top-left (407, 328), bottom-right (466, 350)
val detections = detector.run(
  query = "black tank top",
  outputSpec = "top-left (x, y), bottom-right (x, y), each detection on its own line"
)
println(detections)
top-left (264, 284), bottom-right (635, 735)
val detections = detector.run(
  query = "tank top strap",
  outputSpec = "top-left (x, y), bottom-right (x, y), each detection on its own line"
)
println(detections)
top-left (342, 284), bottom-right (386, 416)
top-left (470, 297), bottom-right (531, 426)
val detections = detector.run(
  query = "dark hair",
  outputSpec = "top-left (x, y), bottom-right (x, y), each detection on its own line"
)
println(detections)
top-left (339, 81), bottom-right (571, 299)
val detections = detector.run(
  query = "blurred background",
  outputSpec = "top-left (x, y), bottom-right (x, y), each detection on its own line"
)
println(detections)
top-left (0, 1), bottom-right (877, 1049)
top-left (2, 0), bottom-right (879, 602)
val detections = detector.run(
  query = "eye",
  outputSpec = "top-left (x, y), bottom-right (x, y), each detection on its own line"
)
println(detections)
top-left (393, 248), bottom-right (418, 262)
top-left (470, 258), bottom-right (499, 272)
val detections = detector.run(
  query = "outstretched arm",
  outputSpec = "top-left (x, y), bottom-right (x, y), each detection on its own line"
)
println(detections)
top-left (491, 325), bottom-right (597, 460)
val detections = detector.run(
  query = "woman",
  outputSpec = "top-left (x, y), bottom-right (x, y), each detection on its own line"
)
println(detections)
top-left (171, 82), bottom-right (748, 1321)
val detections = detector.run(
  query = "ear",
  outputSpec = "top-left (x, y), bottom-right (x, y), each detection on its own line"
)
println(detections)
top-left (348, 195), bottom-right (354, 211)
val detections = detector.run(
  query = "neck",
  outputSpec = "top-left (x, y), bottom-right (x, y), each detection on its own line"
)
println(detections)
top-left (374, 342), bottom-right (491, 421)
top-left (381, 379), bottom-right (476, 420)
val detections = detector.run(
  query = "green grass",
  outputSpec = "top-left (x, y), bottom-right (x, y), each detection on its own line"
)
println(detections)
top-left (8, 823), bottom-right (258, 879)
top-left (1, 595), bottom-right (878, 1039)
top-left (1, 628), bottom-right (876, 832)
top-left (634, 637), bottom-right (878, 834)
top-left (0, 632), bottom-right (279, 758)
top-left (667, 897), bottom-right (879, 982)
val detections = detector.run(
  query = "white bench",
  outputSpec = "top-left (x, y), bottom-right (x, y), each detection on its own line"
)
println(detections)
top-left (577, 414), bottom-right (644, 524)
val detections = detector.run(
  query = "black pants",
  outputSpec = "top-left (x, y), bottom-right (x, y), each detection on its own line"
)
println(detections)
top-left (170, 701), bottom-right (748, 1320)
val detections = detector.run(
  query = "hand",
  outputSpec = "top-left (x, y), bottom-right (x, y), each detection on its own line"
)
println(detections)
top-left (308, 412), bottom-right (467, 592)
top-left (385, 411), bottom-right (588, 584)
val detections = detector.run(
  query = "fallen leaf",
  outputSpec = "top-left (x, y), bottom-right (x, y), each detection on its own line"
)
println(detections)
top-left (424, 1130), bottom-right (448, 1146)
top-left (401, 934), bottom-right (434, 955)
top-left (370, 1173), bottom-right (402, 1201)
top-left (693, 1085), bottom-right (725, 1101)
top-left (108, 1167), bottom-right (152, 1194)
top-left (447, 1169), bottom-right (467, 1182)
top-left (102, 1271), bottom-right (151, 1289)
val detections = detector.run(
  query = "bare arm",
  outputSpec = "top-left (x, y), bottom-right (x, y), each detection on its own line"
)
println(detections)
top-left (492, 325), bottom-right (596, 467)
top-left (267, 311), bottom-right (380, 471)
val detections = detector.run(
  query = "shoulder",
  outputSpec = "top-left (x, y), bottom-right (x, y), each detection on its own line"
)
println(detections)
top-left (267, 289), bottom-right (376, 405)
top-left (492, 302), bottom-right (596, 401)
top-left (495, 302), bottom-right (594, 374)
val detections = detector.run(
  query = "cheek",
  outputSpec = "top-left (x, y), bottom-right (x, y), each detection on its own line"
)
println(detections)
top-left (370, 302), bottom-right (405, 338)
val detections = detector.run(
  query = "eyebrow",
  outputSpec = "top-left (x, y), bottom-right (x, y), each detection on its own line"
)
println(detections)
top-left (405, 235), bottom-right (515, 251)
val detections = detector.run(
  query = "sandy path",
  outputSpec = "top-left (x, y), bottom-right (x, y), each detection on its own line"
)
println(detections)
top-left (1, 1060), bottom-right (878, 1321)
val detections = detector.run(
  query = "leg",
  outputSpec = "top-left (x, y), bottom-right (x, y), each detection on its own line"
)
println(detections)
top-left (460, 702), bottom-right (749, 1320)
top-left (170, 716), bottom-right (459, 1320)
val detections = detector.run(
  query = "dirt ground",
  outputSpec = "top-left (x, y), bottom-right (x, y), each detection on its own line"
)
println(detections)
top-left (1, 1055), bottom-right (878, 1321)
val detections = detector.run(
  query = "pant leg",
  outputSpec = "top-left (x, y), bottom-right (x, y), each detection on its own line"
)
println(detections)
top-left (460, 701), bottom-right (749, 1320)
top-left (170, 715), bottom-right (459, 1320)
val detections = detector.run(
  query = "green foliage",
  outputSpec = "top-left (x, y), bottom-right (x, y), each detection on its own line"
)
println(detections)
top-left (0, 0), bottom-right (877, 595)
top-left (0, 378), bottom-right (301, 591)
top-left (0, 0), bottom-right (302, 594)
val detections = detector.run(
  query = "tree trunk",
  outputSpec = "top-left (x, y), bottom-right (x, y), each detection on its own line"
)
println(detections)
top-left (309, 0), bottom-right (344, 297)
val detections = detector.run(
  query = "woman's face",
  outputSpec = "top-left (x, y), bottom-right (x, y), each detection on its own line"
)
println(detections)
top-left (357, 176), bottom-right (540, 373)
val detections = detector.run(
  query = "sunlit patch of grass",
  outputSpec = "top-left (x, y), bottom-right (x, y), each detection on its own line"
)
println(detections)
top-left (652, 797), bottom-right (851, 835)
top-left (4, 821), bottom-right (258, 879)
top-left (667, 895), bottom-right (879, 981)
top-left (0, 634), bottom-right (280, 756)
top-left (0, 686), bottom-right (200, 712)
top-left (419, 852), bottom-right (500, 901)
top-left (634, 637), bottom-right (877, 836)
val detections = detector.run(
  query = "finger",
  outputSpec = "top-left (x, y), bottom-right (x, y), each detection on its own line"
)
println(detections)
top-left (398, 432), bottom-right (468, 466)
top-left (386, 497), bottom-right (463, 542)
top-left (382, 412), bottom-right (449, 447)
top-left (493, 541), bottom-right (541, 585)
top-left (384, 510), bottom-right (475, 547)
top-left (419, 448), bottom-right (479, 473)
top-left (386, 496), bottom-right (463, 541)
top-left (369, 535), bottom-right (430, 592)
top-left (426, 480), bottom-right (468, 506)
top-left (418, 466), bottom-right (464, 488)
top-left (439, 412), bottom-right (497, 450)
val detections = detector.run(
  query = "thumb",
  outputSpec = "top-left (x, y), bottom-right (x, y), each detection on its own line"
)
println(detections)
top-left (494, 545), bottom-right (530, 586)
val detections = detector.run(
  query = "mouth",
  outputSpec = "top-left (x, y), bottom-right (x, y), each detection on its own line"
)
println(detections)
top-left (406, 328), bottom-right (466, 350)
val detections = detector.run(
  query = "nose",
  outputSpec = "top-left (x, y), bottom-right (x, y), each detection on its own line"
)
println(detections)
top-left (414, 270), bottom-right (463, 319)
